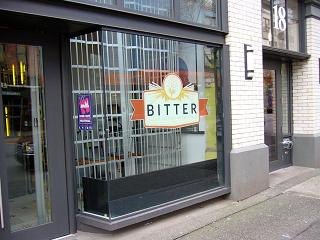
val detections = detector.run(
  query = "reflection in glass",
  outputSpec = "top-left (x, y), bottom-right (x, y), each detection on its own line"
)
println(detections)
top-left (262, 0), bottom-right (272, 46)
top-left (287, 0), bottom-right (300, 51)
top-left (281, 64), bottom-right (289, 135)
top-left (179, 0), bottom-right (217, 26)
top-left (71, 31), bottom-right (223, 219)
top-left (263, 69), bottom-right (277, 161)
top-left (124, 0), bottom-right (173, 17)
top-left (73, 0), bottom-right (220, 27)
top-left (273, 0), bottom-right (287, 49)
top-left (0, 44), bottom-right (51, 231)
top-left (86, 0), bottom-right (115, 5)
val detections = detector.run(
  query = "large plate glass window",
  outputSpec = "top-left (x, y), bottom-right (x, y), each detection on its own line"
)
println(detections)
top-left (124, 0), bottom-right (173, 18)
top-left (179, 0), bottom-right (218, 26)
top-left (262, 0), bottom-right (301, 52)
top-left (68, 1), bottom-right (220, 28)
top-left (70, 30), bottom-right (224, 219)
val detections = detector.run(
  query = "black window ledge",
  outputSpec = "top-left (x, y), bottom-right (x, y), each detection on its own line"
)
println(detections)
top-left (77, 187), bottom-right (230, 231)
top-left (263, 46), bottom-right (310, 61)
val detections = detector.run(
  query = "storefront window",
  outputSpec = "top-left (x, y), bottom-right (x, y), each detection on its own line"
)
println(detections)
top-left (124, 0), bottom-right (173, 17)
top-left (273, 0), bottom-right (287, 49)
top-left (179, 0), bottom-right (218, 26)
top-left (87, 0), bottom-right (115, 5)
top-left (71, 1), bottom-right (219, 27)
top-left (261, 0), bottom-right (301, 52)
top-left (262, 0), bottom-right (272, 46)
top-left (287, 0), bottom-right (300, 51)
top-left (70, 30), bottom-right (224, 219)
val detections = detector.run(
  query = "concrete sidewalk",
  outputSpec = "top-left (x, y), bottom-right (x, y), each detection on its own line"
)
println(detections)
top-left (61, 166), bottom-right (320, 240)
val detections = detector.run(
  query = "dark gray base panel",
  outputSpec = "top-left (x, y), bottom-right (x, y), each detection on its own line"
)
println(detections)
top-left (77, 187), bottom-right (230, 231)
top-left (293, 134), bottom-right (320, 168)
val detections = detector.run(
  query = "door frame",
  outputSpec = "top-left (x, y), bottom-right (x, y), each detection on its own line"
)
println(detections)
top-left (0, 28), bottom-right (70, 240)
top-left (263, 59), bottom-right (293, 172)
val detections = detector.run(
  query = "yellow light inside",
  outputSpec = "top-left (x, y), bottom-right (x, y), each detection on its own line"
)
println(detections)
top-left (12, 64), bottom-right (16, 86)
top-left (20, 61), bottom-right (24, 85)
top-left (4, 107), bottom-right (10, 137)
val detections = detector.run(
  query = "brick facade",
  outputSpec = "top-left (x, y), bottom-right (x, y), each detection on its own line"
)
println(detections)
top-left (226, 0), bottom-right (265, 149)
top-left (292, 17), bottom-right (320, 135)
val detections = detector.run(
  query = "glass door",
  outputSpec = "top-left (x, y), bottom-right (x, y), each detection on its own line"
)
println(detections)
top-left (0, 37), bottom-right (69, 240)
top-left (263, 60), bottom-right (292, 171)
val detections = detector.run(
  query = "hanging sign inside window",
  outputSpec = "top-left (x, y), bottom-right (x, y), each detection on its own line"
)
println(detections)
top-left (130, 74), bottom-right (208, 128)
top-left (78, 94), bottom-right (93, 130)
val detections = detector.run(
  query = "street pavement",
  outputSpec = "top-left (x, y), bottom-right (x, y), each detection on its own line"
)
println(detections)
top-left (60, 166), bottom-right (320, 240)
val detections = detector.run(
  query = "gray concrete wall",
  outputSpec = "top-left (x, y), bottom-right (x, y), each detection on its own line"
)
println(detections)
top-left (293, 134), bottom-right (320, 168)
top-left (230, 144), bottom-right (269, 201)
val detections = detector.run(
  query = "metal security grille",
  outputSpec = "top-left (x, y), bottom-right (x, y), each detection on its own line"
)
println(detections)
top-left (71, 31), bottom-right (182, 212)
top-left (103, 31), bottom-right (182, 179)
top-left (70, 32), bottom-right (106, 211)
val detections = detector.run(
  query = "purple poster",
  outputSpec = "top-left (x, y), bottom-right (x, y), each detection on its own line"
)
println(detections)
top-left (78, 94), bottom-right (93, 130)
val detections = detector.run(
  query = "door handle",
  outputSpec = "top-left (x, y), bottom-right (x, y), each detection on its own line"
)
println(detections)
top-left (282, 138), bottom-right (293, 150)
top-left (0, 178), bottom-right (4, 229)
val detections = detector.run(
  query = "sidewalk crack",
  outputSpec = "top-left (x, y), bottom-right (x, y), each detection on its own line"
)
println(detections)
top-left (292, 219), bottom-right (320, 239)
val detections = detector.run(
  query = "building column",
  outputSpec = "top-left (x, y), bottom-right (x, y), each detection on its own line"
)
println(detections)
top-left (292, 3), bottom-right (320, 168)
top-left (226, 0), bottom-right (269, 201)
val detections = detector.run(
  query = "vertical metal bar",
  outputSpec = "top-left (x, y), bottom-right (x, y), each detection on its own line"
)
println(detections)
top-left (84, 35), bottom-right (92, 178)
top-left (99, 30), bottom-right (111, 182)
top-left (276, 63), bottom-right (283, 163)
top-left (79, 37), bottom-right (86, 180)
top-left (127, 33), bottom-right (134, 174)
top-left (93, 33), bottom-right (102, 178)
top-left (298, 0), bottom-right (306, 53)
top-left (138, 35), bottom-right (143, 174)
top-left (73, 37), bottom-right (83, 210)
top-left (87, 34), bottom-right (98, 179)
top-left (288, 62), bottom-right (293, 135)
top-left (141, 36), bottom-right (146, 173)
top-left (105, 31), bottom-right (114, 180)
top-left (117, 0), bottom-right (124, 10)
top-left (0, 178), bottom-right (4, 229)
top-left (112, 32), bottom-right (118, 179)
top-left (146, 36), bottom-right (151, 172)
top-left (271, 0), bottom-right (275, 47)
top-left (173, 0), bottom-right (179, 19)
top-left (117, 32), bottom-right (129, 177)
top-left (285, 0), bottom-right (289, 50)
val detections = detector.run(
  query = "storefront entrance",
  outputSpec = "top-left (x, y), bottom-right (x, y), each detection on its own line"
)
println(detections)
top-left (0, 31), bottom-right (70, 240)
top-left (263, 60), bottom-right (292, 171)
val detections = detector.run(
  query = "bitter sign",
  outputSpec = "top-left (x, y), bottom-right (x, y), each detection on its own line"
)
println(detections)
top-left (130, 74), bottom-right (208, 128)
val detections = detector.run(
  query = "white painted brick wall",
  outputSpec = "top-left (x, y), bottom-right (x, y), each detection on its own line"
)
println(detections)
top-left (292, 18), bottom-right (320, 134)
top-left (226, 0), bottom-right (264, 149)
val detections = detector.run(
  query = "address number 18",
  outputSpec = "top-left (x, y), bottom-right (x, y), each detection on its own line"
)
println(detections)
top-left (273, 5), bottom-right (287, 31)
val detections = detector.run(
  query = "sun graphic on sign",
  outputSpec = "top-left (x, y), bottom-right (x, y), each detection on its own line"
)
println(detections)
top-left (149, 73), bottom-right (194, 101)
top-left (163, 74), bottom-right (183, 99)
